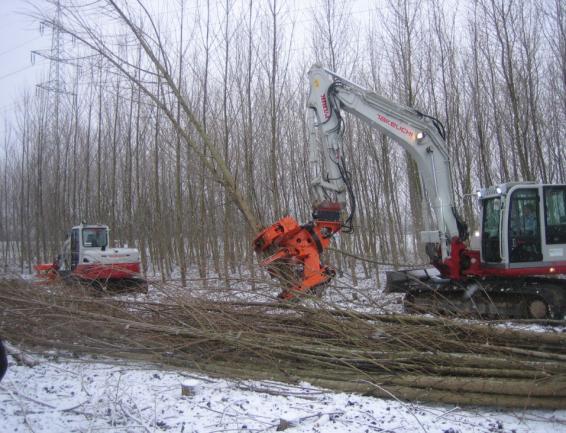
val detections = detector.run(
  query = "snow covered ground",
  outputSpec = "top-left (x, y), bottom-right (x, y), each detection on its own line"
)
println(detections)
top-left (1, 350), bottom-right (565, 433)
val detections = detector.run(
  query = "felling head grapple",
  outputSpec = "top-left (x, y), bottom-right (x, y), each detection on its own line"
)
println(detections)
top-left (253, 207), bottom-right (341, 300)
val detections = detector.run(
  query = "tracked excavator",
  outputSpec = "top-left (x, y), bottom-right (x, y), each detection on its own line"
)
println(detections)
top-left (36, 223), bottom-right (147, 291)
top-left (253, 65), bottom-right (566, 319)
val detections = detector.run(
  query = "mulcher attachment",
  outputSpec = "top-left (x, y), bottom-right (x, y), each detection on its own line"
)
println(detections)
top-left (253, 213), bottom-right (341, 300)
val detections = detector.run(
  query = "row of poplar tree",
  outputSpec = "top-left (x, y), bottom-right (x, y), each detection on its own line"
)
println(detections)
top-left (0, 0), bottom-right (564, 286)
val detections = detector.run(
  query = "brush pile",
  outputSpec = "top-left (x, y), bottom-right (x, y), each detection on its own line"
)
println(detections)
top-left (0, 278), bottom-right (565, 409)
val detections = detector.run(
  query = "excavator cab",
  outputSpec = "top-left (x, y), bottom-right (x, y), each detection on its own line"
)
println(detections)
top-left (479, 182), bottom-right (566, 269)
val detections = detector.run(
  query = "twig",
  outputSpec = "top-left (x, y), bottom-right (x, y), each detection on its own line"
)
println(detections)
top-left (118, 401), bottom-right (152, 433)
top-left (235, 383), bottom-right (321, 400)
top-left (359, 380), bottom-right (428, 433)
top-left (0, 384), bottom-right (57, 409)
top-left (433, 406), bottom-right (461, 421)
top-left (2, 381), bottom-right (38, 433)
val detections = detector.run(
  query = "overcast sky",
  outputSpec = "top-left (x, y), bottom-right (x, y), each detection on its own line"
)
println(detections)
top-left (0, 0), bottom-right (382, 139)
top-left (0, 1), bottom-right (51, 129)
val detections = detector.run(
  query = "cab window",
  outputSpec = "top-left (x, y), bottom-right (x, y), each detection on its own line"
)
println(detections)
top-left (544, 186), bottom-right (566, 244)
top-left (82, 228), bottom-right (108, 248)
top-left (508, 189), bottom-right (542, 263)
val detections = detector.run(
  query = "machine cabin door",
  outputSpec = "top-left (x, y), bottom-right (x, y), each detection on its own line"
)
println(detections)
top-left (481, 197), bottom-right (502, 263)
top-left (70, 228), bottom-right (80, 270)
top-left (508, 188), bottom-right (543, 263)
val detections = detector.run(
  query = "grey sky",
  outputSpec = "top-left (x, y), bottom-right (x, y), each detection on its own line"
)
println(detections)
top-left (0, 1), bottom-right (50, 126)
top-left (0, 0), bottom-right (378, 137)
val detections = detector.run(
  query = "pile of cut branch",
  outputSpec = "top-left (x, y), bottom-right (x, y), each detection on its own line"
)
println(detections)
top-left (0, 279), bottom-right (565, 409)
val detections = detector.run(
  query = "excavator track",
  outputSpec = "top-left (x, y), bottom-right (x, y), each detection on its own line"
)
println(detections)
top-left (386, 270), bottom-right (566, 320)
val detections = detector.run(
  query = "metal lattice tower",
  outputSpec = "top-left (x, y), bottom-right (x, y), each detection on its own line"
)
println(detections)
top-left (31, 0), bottom-right (73, 244)
top-left (35, 0), bottom-right (67, 124)
top-left (36, 2), bottom-right (67, 86)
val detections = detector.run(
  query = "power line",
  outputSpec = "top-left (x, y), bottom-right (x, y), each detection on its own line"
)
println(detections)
top-left (0, 36), bottom-right (44, 58)
top-left (0, 58), bottom-right (47, 82)
top-left (0, 62), bottom-right (41, 82)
